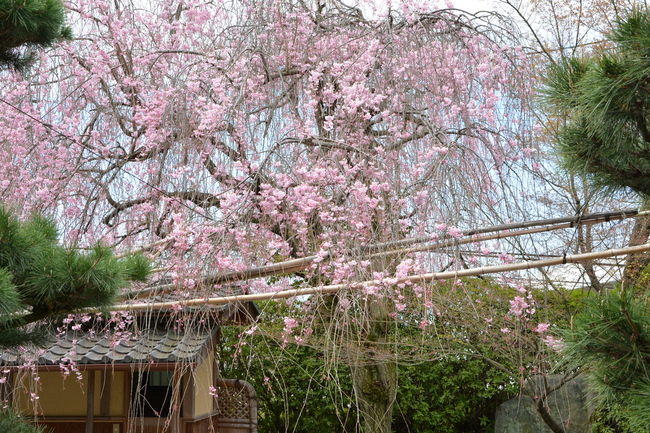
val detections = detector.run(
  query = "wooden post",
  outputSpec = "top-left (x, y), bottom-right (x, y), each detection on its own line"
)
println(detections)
top-left (182, 369), bottom-right (194, 419)
top-left (100, 369), bottom-right (112, 417)
top-left (85, 370), bottom-right (95, 433)
top-left (0, 370), bottom-right (11, 408)
top-left (124, 371), bottom-right (132, 433)
top-left (171, 368), bottom-right (182, 433)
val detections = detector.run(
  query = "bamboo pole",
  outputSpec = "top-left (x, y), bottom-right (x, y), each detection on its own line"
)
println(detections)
top-left (365, 209), bottom-right (641, 253)
top-left (122, 210), bottom-right (647, 300)
top-left (135, 208), bottom-right (640, 261)
top-left (105, 243), bottom-right (650, 312)
top-left (368, 220), bottom-right (594, 259)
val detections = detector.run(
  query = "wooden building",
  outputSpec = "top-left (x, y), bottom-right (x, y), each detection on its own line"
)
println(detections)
top-left (0, 301), bottom-right (258, 433)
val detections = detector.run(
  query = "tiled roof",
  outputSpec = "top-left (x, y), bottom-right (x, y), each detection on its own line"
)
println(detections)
top-left (0, 284), bottom-right (257, 367)
top-left (0, 329), bottom-right (214, 366)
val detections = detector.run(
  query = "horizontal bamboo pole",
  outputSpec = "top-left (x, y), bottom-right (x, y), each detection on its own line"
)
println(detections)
top-left (106, 243), bottom-right (650, 312)
top-left (122, 209), bottom-right (646, 300)
top-left (369, 220), bottom-right (594, 259)
top-left (126, 209), bottom-right (640, 267)
top-left (364, 209), bottom-right (642, 252)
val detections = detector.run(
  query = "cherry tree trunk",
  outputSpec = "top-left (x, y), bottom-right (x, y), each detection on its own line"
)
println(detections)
top-left (350, 299), bottom-right (397, 433)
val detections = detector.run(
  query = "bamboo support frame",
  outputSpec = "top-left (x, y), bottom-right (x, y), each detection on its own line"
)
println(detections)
top-left (105, 243), bottom-right (650, 312)
top-left (134, 208), bottom-right (640, 264)
top-left (368, 220), bottom-right (596, 259)
top-left (365, 209), bottom-right (642, 253)
top-left (122, 209), bottom-right (647, 300)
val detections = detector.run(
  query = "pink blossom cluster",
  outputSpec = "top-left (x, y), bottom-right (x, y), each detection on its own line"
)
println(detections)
top-left (0, 0), bottom-right (538, 357)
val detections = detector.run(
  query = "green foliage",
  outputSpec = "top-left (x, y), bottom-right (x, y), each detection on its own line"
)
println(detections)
top-left (0, 268), bottom-right (21, 316)
top-left (561, 292), bottom-right (650, 432)
top-left (393, 358), bottom-right (514, 433)
top-left (122, 252), bottom-right (152, 282)
top-left (542, 8), bottom-right (650, 196)
top-left (592, 405), bottom-right (637, 433)
top-left (220, 327), bottom-right (358, 432)
top-left (0, 206), bottom-right (150, 347)
top-left (220, 300), bottom-right (516, 433)
top-left (220, 300), bottom-right (358, 433)
top-left (545, 16), bottom-right (650, 425)
top-left (0, 0), bottom-right (71, 69)
top-left (0, 409), bottom-right (44, 433)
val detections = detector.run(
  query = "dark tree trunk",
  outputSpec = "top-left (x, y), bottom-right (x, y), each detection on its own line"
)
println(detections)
top-left (534, 398), bottom-right (566, 433)
top-left (350, 299), bottom-right (397, 433)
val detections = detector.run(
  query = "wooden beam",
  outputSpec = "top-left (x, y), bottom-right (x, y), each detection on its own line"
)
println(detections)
top-left (171, 368), bottom-right (182, 433)
top-left (2, 362), bottom-right (194, 372)
top-left (85, 370), bottom-right (95, 433)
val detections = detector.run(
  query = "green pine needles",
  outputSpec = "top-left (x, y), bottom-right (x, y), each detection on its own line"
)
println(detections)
top-left (543, 9), bottom-right (650, 196)
top-left (543, 11), bottom-right (650, 429)
top-left (561, 292), bottom-right (650, 432)
top-left (0, 409), bottom-right (45, 433)
top-left (0, 0), bottom-right (71, 69)
top-left (0, 207), bottom-right (150, 348)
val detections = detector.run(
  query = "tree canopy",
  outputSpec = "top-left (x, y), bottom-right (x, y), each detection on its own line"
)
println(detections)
top-left (543, 8), bottom-right (650, 431)
top-left (543, 8), bottom-right (650, 196)
top-left (0, 2), bottom-right (538, 430)
top-left (0, 207), bottom-right (150, 348)
top-left (2, 0), bottom-right (646, 432)
top-left (0, 0), bottom-right (71, 69)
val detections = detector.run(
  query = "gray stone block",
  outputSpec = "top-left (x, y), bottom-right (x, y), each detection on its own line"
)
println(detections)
top-left (494, 375), bottom-right (592, 433)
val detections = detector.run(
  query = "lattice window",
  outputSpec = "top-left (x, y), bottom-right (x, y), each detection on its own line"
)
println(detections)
top-left (215, 381), bottom-right (252, 420)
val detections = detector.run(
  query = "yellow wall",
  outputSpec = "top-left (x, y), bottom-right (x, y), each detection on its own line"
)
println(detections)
top-left (14, 369), bottom-right (126, 417)
top-left (14, 371), bottom-right (88, 416)
top-left (96, 370), bottom-right (126, 417)
top-left (192, 352), bottom-right (214, 418)
top-left (108, 371), bottom-right (126, 417)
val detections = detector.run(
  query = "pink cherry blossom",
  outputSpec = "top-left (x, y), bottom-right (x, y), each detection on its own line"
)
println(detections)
top-left (533, 323), bottom-right (551, 333)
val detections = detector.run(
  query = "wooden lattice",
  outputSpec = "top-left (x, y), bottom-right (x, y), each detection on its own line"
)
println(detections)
top-left (215, 380), bottom-right (252, 420)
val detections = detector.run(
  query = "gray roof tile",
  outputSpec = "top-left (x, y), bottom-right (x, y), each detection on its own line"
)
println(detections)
top-left (0, 329), bottom-right (213, 366)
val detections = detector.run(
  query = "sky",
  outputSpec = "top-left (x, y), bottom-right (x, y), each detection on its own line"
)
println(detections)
top-left (362, 0), bottom-right (500, 17)
top-left (451, 0), bottom-right (498, 12)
